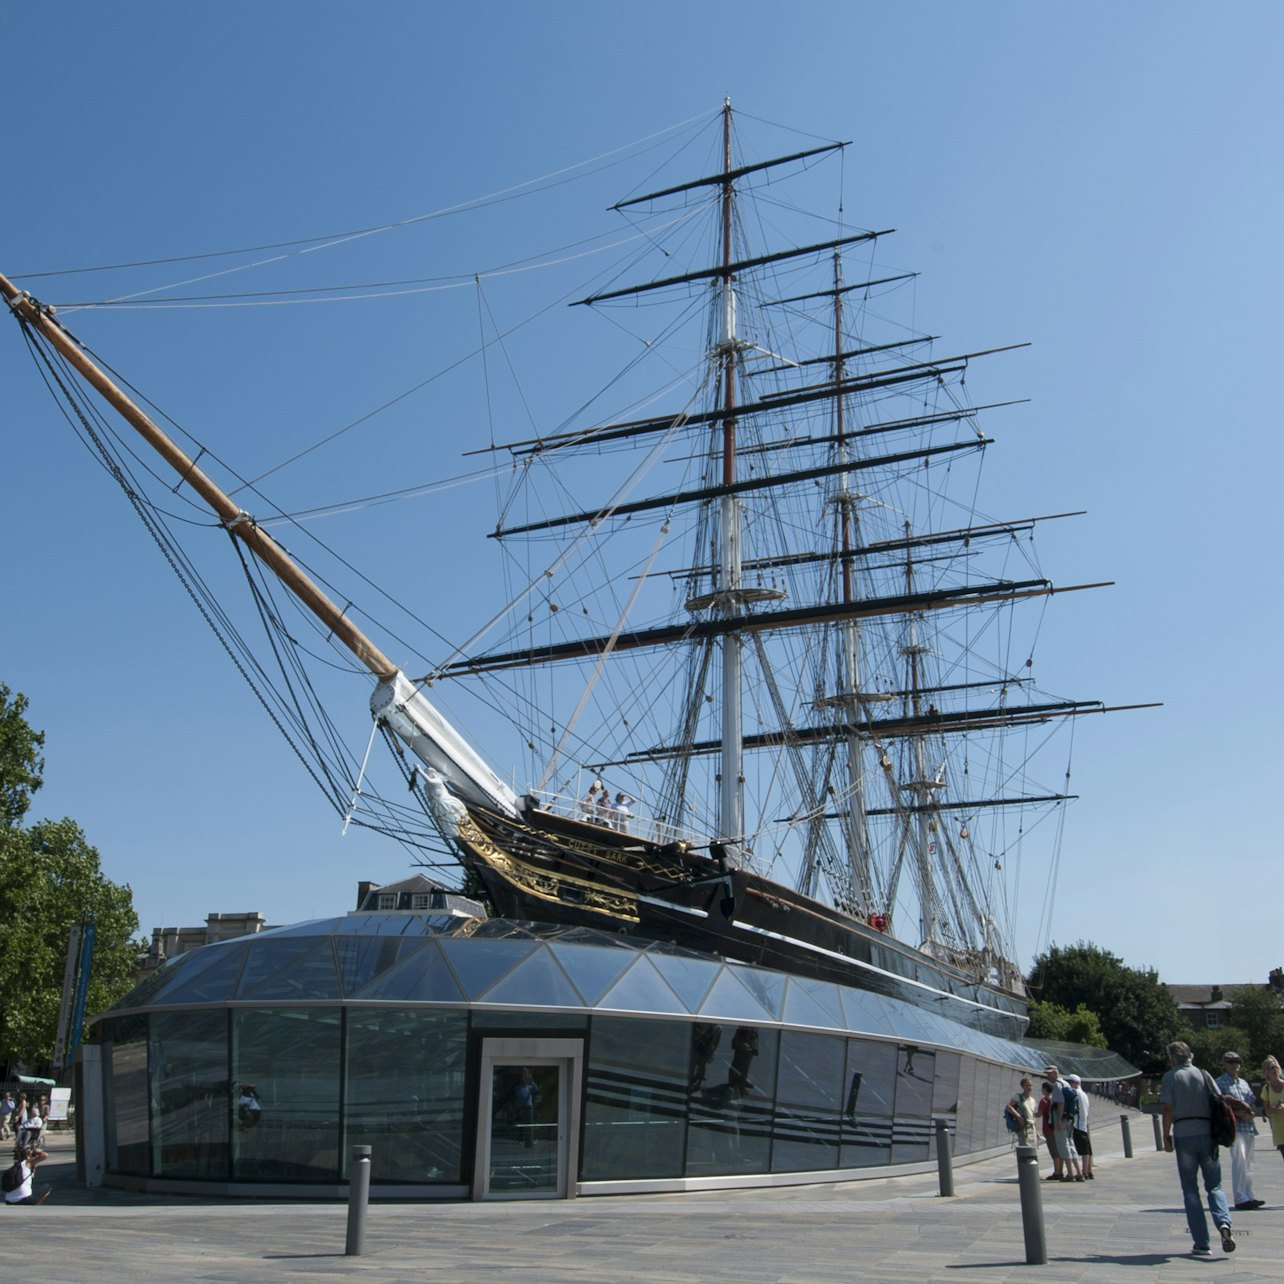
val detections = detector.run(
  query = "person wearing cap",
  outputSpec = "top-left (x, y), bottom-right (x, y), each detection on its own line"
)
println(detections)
top-left (1216, 1051), bottom-right (1263, 1209)
top-left (1042, 1064), bottom-right (1083, 1181)
top-left (1066, 1073), bottom-right (1094, 1179)
top-left (1161, 1040), bottom-right (1235, 1257)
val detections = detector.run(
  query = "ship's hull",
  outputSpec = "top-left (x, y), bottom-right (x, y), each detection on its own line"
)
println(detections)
top-left (457, 801), bottom-right (1028, 1041)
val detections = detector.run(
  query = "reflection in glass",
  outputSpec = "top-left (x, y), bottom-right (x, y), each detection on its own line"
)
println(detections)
top-left (345, 1009), bottom-right (466, 1184)
top-left (583, 1016), bottom-right (687, 1180)
top-left (151, 1010), bottom-right (230, 1178)
top-left (686, 1024), bottom-right (777, 1176)
top-left (891, 1044), bottom-right (935, 1163)
top-left (488, 1064), bottom-right (559, 1194)
top-left (840, 1038), bottom-right (896, 1168)
top-left (104, 1016), bottom-right (150, 1175)
top-left (231, 1008), bottom-right (341, 1181)
top-left (772, 1030), bottom-right (844, 1172)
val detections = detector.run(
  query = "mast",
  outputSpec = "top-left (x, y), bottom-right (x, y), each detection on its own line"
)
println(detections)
top-left (2, 271), bottom-right (519, 816)
top-left (716, 98), bottom-right (744, 847)
top-left (830, 250), bottom-right (873, 909)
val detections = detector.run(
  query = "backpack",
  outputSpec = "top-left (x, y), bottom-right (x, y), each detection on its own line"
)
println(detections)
top-left (1203, 1073), bottom-right (1237, 1149)
top-left (1, 1160), bottom-right (23, 1193)
top-left (1003, 1102), bottom-right (1021, 1133)
top-left (1061, 1085), bottom-right (1078, 1127)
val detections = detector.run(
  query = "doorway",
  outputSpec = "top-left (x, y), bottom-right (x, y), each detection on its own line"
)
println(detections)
top-left (473, 1037), bottom-right (583, 1199)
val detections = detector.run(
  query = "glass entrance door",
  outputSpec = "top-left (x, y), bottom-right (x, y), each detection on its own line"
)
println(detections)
top-left (487, 1062), bottom-right (561, 1195)
top-left (474, 1037), bottom-right (583, 1200)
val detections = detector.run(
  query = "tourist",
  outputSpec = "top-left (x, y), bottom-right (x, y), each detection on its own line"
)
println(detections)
top-left (3, 1144), bottom-right (51, 1206)
top-left (1067, 1073), bottom-right (1093, 1179)
top-left (1260, 1055), bottom-right (1284, 1166)
top-left (1216, 1051), bottom-right (1262, 1209)
top-left (1037, 1081), bottom-right (1058, 1176)
top-left (0, 1090), bottom-right (14, 1141)
top-left (1006, 1077), bottom-right (1040, 1151)
top-left (1044, 1064), bottom-right (1082, 1181)
top-left (1161, 1040), bottom-right (1235, 1257)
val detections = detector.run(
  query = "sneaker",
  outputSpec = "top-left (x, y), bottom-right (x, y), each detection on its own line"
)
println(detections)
top-left (1191, 1245), bottom-right (1212, 1257)
top-left (1218, 1224), bottom-right (1236, 1254)
top-left (1074, 1174), bottom-right (1084, 1181)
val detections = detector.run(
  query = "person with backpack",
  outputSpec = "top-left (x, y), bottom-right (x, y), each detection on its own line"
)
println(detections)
top-left (3, 1144), bottom-right (51, 1206)
top-left (1005, 1077), bottom-right (1039, 1150)
top-left (1044, 1064), bottom-right (1083, 1182)
top-left (1161, 1040), bottom-right (1235, 1257)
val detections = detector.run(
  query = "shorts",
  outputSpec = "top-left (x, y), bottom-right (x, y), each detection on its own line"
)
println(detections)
top-left (1072, 1128), bottom-right (1092, 1156)
top-left (1051, 1126), bottom-right (1074, 1160)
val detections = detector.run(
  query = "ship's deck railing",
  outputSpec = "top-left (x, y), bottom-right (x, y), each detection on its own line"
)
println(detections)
top-left (530, 789), bottom-right (713, 851)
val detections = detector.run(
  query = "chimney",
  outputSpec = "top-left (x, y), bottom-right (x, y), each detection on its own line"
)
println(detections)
top-left (357, 880), bottom-right (378, 910)
top-left (1210, 986), bottom-right (1223, 1003)
top-left (1269, 967), bottom-right (1284, 992)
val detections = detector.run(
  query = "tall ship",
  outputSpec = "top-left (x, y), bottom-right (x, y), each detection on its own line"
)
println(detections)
top-left (3, 103), bottom-right (1142, 1043)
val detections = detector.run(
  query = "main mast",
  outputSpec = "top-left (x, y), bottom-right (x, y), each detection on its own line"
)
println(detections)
top-left (715, 99), bottom-right (745, 847)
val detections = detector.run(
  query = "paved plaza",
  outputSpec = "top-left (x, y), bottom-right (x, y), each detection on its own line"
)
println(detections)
top-left (12, 1119), bottom-right (1284, 1282)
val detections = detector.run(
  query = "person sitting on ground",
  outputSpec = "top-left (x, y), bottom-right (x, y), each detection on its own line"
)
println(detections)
top-left (4, 1145), bottom-right (51, 1206)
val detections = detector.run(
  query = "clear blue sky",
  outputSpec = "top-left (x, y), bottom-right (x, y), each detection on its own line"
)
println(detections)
top-left (3, 1), bottom-right (1280, 987)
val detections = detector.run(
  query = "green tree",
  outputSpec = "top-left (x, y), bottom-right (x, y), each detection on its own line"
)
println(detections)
top-left (1027, 942), bottom-right (1186, 1072)
top-left (1225, 985), bottom-right (1284, 1069)
top-left (0, 688), bottom-right (139, 1068)
top-left (1026, 998), bottom-right (1108, 1047)
top-left (1, 683), bottom-right (45, 829)
top-left (1187, 1024), bottom-right (1250, 1074)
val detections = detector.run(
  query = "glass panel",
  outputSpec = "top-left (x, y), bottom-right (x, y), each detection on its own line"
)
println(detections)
top-left (439, 939), bottom-right (535, 997)
top-left (355, 941), bottom-right (464, 1002)
top-left (106, 964), bottom-right (175, 1012)
top-left (781, 978), bottom-right (846, 1031)
top-left (150, 1010), bottom-right (229, 1178)
top-left (839, 1038), bottom-right (896, 1168)
top-left (483, 948), bottom-right (585, 1007)
top-left (891, 1044), bottom-right (935, 1164)
top-left (649, 954), bottom-right (721, 1013)
top-left (697, 969), bottom-right (775, 1023)
top-left (685, 1024), bottom-right (777, 1177)
top-left (727, 966), bottom-right (785, 1019)
top-left (548, 942), bottom-right (635, 1006)
top-left (150, 942), bottom-right (247, 1006)
top-left (232, 937), bottom-right (326, 998)
top-left (838, 985), bottom-right (899, 1037)
top-left (345, 1009), bottom-right (467, 1184)
top-left (335, 935), bottom-right (418, 996)
top-left (583, 1016), bottom-right (688, 1180)
top-left (104, 1016), bottom-right (150, 1175)
top-left (955, 1054), bottom-right (979, 1154)
top-left (771, 1030), bottom-right (844, 1172)
top-left (597, 956), bottom-right (684, 1014)
top-left (231, 1008), bottom-right (341, 1181)
top-left (240, 939), bottom-right (341, 1000)
top-left (488, 1063), bottom-right (560, 1194)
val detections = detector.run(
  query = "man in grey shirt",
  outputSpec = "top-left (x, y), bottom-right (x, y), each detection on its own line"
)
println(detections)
top-left (1161, 1041), bottom-right (1235, 1257)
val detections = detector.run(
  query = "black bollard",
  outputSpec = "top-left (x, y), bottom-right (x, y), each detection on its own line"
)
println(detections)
top-left (1151, 1113), bottom-right (1163, 1151)
top-left (346, 1144), bottom-right (372, 1256)
top-left (1015, 1143), bottom-right (1047, 1265)
top-left (935, 1116), bottom-right (954, 1197)
top-left (1119, 1114), bottom-right (1133, 1159)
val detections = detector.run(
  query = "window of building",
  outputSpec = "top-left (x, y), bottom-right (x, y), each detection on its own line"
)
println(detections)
top-left (411, 894), bottom-right (431, 909)
top-left (1206, 1013), bottom-right (1220, 1029)
top-left (377, 893), bottom-right (397, 910)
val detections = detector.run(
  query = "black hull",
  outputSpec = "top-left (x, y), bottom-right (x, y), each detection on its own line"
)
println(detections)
top-left (455, 803), bottom-right (1028, 1041)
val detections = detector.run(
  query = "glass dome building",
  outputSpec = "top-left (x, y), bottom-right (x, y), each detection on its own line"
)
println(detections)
top-left (87, 910), bottom-right (1129, 1199)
